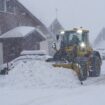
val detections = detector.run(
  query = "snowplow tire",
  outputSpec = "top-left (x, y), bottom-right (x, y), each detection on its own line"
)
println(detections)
top-left (89, 56), bottom-right (101, 77)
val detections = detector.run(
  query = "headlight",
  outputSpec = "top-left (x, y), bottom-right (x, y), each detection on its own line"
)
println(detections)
top-left (60, 31), bottom-right (65, 35)
top-left (80, 42), bottom-right (86, 48)
top-left (77, 29), bottom-right (82, 34)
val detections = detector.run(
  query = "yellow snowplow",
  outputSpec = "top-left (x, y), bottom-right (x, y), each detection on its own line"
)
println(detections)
top-left (47, 28), bottom-right (102, 81)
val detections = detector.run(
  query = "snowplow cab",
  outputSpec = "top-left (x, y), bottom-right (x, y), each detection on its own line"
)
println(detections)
top-left (61, 28), bottom-right (90, 45)
top-left (59, 28), bottom-right (93, 57)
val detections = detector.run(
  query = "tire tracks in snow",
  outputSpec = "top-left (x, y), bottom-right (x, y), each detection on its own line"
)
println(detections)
top-left (83, 74), bottom-right (105, 86)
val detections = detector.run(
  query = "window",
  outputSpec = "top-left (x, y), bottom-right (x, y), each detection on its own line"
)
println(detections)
top-left (0, 0), bottom-right (15, 13)
top-left (6, 0), bottom-right (14, 12)
top-left (0, 0), bottom-right (5, 11)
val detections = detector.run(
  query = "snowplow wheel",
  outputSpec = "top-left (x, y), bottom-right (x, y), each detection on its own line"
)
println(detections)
top-left (78, 64), bottom-right (88, 81)
top-left (89, 56), bottom-right (101, 77)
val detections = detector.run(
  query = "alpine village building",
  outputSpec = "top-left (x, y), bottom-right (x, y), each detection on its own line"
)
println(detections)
top-left (0, 0), bottom-right (50, 64)
top-left (0, 0), bottom-right (64, 65)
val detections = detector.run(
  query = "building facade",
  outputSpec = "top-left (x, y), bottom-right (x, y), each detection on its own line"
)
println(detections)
top-left (0, 0), bottom-right (50, 64)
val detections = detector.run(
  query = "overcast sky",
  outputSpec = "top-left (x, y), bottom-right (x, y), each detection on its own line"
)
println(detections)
top-left (20, 0), bottom-right (105, 43)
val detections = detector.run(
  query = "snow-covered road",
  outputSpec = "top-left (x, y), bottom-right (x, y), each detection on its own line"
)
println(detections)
top-left (0, 59), bottom-right (105, 105)
top-left (0, 85), bottom-right (105, 105)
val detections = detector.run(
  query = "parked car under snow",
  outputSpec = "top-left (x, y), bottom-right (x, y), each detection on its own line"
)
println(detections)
top-left (20, 50), bottom-right (52, 61)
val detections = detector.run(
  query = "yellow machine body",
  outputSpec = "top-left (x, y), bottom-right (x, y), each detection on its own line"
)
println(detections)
top-left (51, 28), bottom-right (102, 81)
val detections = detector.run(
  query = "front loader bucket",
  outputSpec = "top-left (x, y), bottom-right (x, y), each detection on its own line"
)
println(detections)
top-left (53, 57), bottom-right (89, 81)
top-left (53, 63), bottom-right (81, 77)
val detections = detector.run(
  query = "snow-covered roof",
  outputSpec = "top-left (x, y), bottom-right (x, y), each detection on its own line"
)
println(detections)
top-left (35, 28), bottom-right (46, 39)
top-left (21, 50), bottom-right (47, 55)
top-left (94, 28), bottom-right (105, 46)
top-left (49, 18), bottom-right (64, 35)
top-left (0, 26), bottom-right (46, 39)
top-left (0, 26), bottom-right (35, 38)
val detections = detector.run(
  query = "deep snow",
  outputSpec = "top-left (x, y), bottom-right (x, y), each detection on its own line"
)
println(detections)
top-left (0, 57), bottom-right (105, 105)
top-left (0, 60), bottom-right (79, 89)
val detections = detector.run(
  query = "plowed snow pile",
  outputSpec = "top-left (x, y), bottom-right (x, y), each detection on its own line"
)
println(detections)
top-left (0, 60), bottom-right (80, 88)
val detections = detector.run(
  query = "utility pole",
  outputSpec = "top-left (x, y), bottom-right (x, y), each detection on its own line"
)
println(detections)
top-left (55, 8), bottom-right (58, 19)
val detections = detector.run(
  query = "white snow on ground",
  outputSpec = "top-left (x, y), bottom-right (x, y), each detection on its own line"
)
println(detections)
top-left (0, 57), bottom-right (105, 105)
top-left (0, 85), bottom-right (105, 105)
top-left (0, 60), bottom-right (79, 89)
